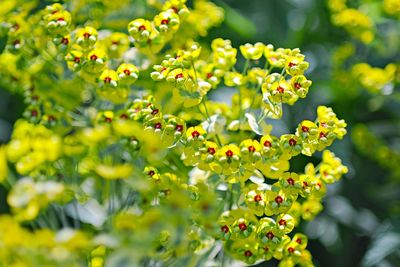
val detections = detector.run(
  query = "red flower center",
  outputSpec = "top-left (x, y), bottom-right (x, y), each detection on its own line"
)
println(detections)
top-left (104, 117), bottom-right (112, 123)
top-left (289, 138), bottom-right (297, 146)
top-left (138, 25), bottom-right (146, 31)
top-left (263, 140), bottom-right (272, 147)
top-left (319, 132), bottom-right (327, 138)
top-left (275, 195), bottom-right (283, 204)
top-left (90, 54), bottom-right (98, 61)
top-left (254, 194), bottom-right (262, 202)
top-left (277, 86), bottom-right (285, 93)
top-left (151, 109), bottom-right (159, 115)
top-left (31, 109), bottom-right (38, 117)
top-left (266, 231), bottom-right (274, 240)
top-left (248, 145), bottom-right (256, 152)
top-left (104, 77), bottom-right (112, 83)
top-left (148, 170), bottom-right (155, 177)
top-left (288, 247), bottom-right (295, 253)
top-left (175, 125), bottom-right (183, 132)
top-left (191, 130), bottom-right (200, 138)
top-left (123, 69), bottom-right (131, 75)
top-left (161, 19), bottom-right (169, 25)
top-left (294, 82), bottom-right (301, 90)
top-left (206, 73), bottom-right (213, 79)
top-left (57, 18), bottom-right (65, 22)
top-left (73, 57), bottom-right (81, 63)
top-left (154, 123), bottom-right (162, 129)
top-left (221, 225), bottom-right (229, 233)
top-left (287, 177), bottom-right (295, 185)
top-left (120, 114), bottom-right (129, 119)
top-left (301, 126), bottom-right (309, 132)
top-left (238, 223), bottom-right (247, 231)
top-left (175, 73), bottom-right (184, 79)
top-left (244, 250), bottom-right (252, 257)
top-left (208, 147), bottom-right (216, 155)
top-left (278, 219), bottom-right (286, 226)
top-left (225, 150), bottom-right (234, 157)
top-left (288, 62), bottom-right (296, 67)
top-left (83, 32), bottom-right (90, 39)
top-left (296, 238), bottom-right (302, 244)
top-left (61, 37), bottom-right (69, 45)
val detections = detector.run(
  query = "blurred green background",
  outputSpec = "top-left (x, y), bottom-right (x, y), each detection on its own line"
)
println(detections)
top-left (1, 0), bottom-right (399, 266)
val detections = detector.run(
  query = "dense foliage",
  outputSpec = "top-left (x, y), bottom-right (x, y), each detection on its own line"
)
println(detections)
top-left (0, 0), bottom-right (399, 267)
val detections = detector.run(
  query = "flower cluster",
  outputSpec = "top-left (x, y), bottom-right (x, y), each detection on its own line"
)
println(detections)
top-left (352, 125), bottom-right (400, 179)
top-left (328, 0), bottom-right (374, 44)
top-left (0, 1), bottom-right (348, 266)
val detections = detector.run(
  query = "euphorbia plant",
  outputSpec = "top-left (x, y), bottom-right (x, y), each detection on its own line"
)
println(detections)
top-left (0, 0), bottom-right (347, 266)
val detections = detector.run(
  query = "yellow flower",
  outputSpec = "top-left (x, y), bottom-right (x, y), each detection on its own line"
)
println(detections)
top-left (240, 43), bottom-right (265, 60)
top-left (0, 146), bottom-right (7, 183)
top-left (95, 164), bottom-right (134, 179)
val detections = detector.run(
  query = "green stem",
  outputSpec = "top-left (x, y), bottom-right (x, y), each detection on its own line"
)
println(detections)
top-left (238, 59), bottom-right (250, 133)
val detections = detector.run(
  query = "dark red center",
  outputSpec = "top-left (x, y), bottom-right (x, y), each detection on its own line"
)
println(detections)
top-left (248, 145), bottom-right (256, 153)
top-left (31, 109), bottom-right (38, 117)
top-left (161, 19), bottom-right (169, 25)
top-left (294, 82), bottom-right (301, 90)
top-left (275, 195), bottom-right (283, 204)
top-left (277, 86), bottom-right (285, 93)
top-left (208, 147), bottom-right (216, 155)
top-left (175, 73), bottom-right (184, 79)
top-left (151, 109), bottom-right (159, 115)
top-left (287, 177), bottom-right (295, 185)
top-left (120, 114), bottom-right (129, 119)
top-left (244, 250), bottom-right (252, 257)
top-left (138, 25), bottom-right (146, 31)
top-left (83, 32), bottom-right (90, 38)
top-left (206, 73), bottom-right (213, 79)
top-left (148, 170), bottom-right (155, 177)
top-left (289, 138), bottom-right (297, 146)
top-left (319, 132), bottom-right (327, 138)
top-left (90, 54), bottom-right (98, 61)
top-left (191, 130), bottom-right (200, 138)
top-left (104, 77), bottom-right (112, 83)
top-left (221, 225), bottom-right (229, 233)
top-left (266, 231), bottom-right (274, 240)
top-left (175, 125), bottom-right (183, 132)
top-left (254, 194), bottom-right (262, 202)
top-left (73, 57), bottom-right (80, 63)
top-left (104, 117), bottom-right (112, 123)
top-left (61, 37), bottom-right (69, 45)
top-left (238, 223), bottom-right (247, 231)
top-left (288, 62), bottom-right (296, 67)
top-left (288, 247), bottom-right (295, 253)
top-left (123, 69), bottom-right (131, 75)
top-left (225, 150), bottom-right (234, 157)
top-left (301, 126), bottom-right (309, 132)
top-left (278, 219), bottom-right (286, 226)
top-left (154, 123), bottom-right (162, 129)
top-left (296, 238), bottom-right (302, 244)
top-left (263, 140), bottom-right (272, 147)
